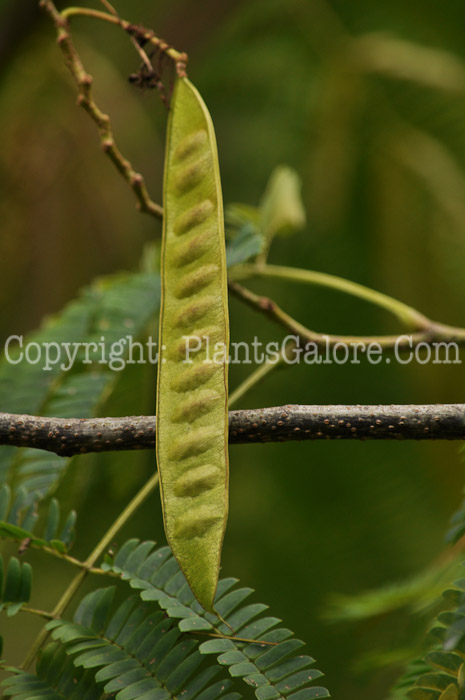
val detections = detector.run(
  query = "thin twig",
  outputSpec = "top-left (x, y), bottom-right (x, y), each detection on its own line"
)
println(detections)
top-left (228, 360), bottom-right (283, 408)
top-left (228, 280), bottom-right (465, 350)
top-left (228, 349), bottom-right (293, 409)
top-left (60, 6), bottom-right (188, 75)
top-left (33, 544), bottom-right (116, 576)
top-left (2, 405), bottom-right (465, 459)
top-left (95, 0), bottom-right (155, 74)
top-left (191, 631), bottom-right (277, 646)
top-left (39, 0), bottom-right (164, 220)
top-left (230, 263), bottom-right (433, 330)
top-left (98, 0), bottom-right (118, 16)
top-left (228, 339), bottom-right (300, 407)
top-left (22, 472), bottom-right (160, 669)
top-left (20, 605), bottom-right (56, 620)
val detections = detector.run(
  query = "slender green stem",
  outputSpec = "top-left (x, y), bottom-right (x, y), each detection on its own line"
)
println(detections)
top-left (192, 631), bottom-right (277, 646)
top-left (21, 606), bottom-right (56, 620)
top-left (61, 7), bottom-right (116, 23)
top-left (62, 7), bottom-right (156, 71)
top-left (229, 279), bottom-right (465, 350)
top-left (86, 473), bottom-right (159, 568)
top-left (231, 263), bottom-right (431, 330)
top-left (39, 546), bottom-right (118, 575)
top-left (98, 0), bottom-right (118, 15)
top-left (229, 353), bottom-right (289, 408)
top-left (228, 282), bottom-right (299, 409)
top-left (228, 330), bottom-right (301, 409)
top-left (22, 472), bottom-right (159, 670)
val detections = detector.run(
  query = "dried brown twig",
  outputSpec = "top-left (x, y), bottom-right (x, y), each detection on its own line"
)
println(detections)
top-left (39, 0), bottom-right (171, 220)
top-left (228, 280), bottom-right (465, 352)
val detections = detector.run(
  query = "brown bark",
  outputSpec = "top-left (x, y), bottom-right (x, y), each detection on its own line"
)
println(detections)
top-left (0, 404), bottom-right (463, 457)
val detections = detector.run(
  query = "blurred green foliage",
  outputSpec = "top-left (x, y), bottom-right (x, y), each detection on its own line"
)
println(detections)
top-left (1, 1), bottom-right (465, 698)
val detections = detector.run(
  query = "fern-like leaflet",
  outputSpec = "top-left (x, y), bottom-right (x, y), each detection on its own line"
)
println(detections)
top-left (3, 586), bottom-right (242, 700)
top-left (0, 553), bottom-right (32, 618)
top-left (386, 565), bottom-right (465, 699)
top-left (101, 538), bottom-right (330, 700)
top-left (2, 643), bottom-right (104, 700)
top-left (0, 271), bottom-right (160, 502)
top-left (0, 485), bottom-right (76, 555)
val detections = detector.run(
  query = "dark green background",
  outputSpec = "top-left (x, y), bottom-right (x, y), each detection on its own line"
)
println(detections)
top-left (1, 1), bottom-right (465, 697)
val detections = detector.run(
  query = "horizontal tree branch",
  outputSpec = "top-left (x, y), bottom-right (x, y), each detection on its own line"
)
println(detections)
top-left (0, 405), bottom-right (464, 457)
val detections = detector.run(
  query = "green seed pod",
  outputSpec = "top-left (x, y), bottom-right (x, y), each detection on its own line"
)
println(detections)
top-left (156, 77), bottom-right (229, 612)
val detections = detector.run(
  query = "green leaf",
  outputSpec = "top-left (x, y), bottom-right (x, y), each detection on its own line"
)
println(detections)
top-left (226, 224), bottom-right (263, 267)
top-left (59, 510), bottom-right (77, 548)
top-left (259, 166), bottom-right (306, 241)
top-left (179, 618), bottom-right (214, 633)
top-left (8, 488), bottom-right (28, 526)
top-left (101, 540), bottom-right (329, 700)
top-left (45, 589), bottom-right (238, 700)
top-left (324, 551), bottom-right (463, 623)
top-left (0, 270), bottom-right (160, 506)
top-left (0, 496), bottom-right (77, 557)
top-left (74, 587), bottom-right (115, 634)
top-left (43, 499), bottom-right (60, 542)
top-left (0, 555), bottom-right (32, 617)
top-left (1, 643), bottom-right (104, 699)
top-left (225, 204), bottom-right (264, 267)
top-left (201, 640), bottom-right (236, 654)
top-left (0, 486), bottom-right (10, 521)
top-left (17, 562), bottom-right (32, 604)
top-left (3, 558), bottom-right (21, 602)
top-left (388, 568), bottom-right (465, 698)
